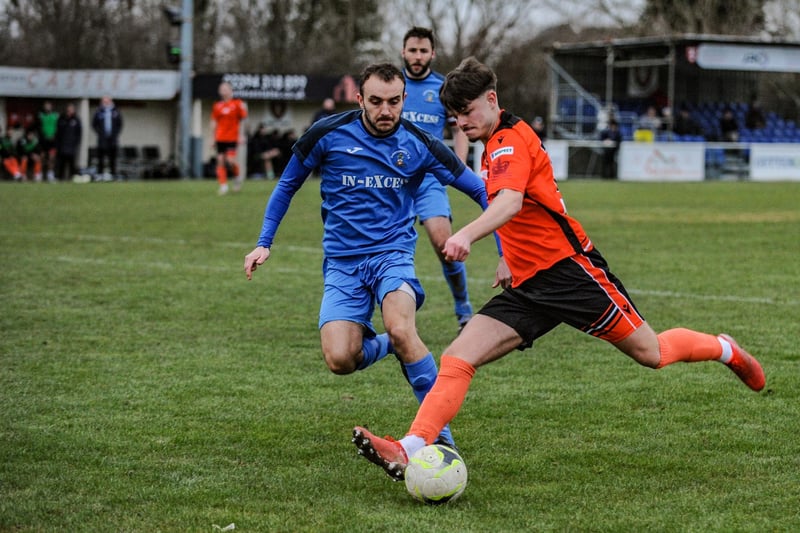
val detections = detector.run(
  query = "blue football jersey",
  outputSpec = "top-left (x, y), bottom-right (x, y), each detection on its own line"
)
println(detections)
top-left (402, 70), bottom-right (448, 139)
top-left (288, 110), bottom-right (471, 257)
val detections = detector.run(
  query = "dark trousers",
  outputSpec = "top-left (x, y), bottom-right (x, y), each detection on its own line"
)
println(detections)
top-left (97, 144), bottom-right (118, 175)
top-left (601, 149), bottom-right (618, 179)
top-left (56, 153), bottom-right (77, 181)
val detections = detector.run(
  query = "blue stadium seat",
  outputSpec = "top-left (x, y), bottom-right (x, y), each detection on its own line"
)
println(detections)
top-left (620, 124), bottom-right (634, 140)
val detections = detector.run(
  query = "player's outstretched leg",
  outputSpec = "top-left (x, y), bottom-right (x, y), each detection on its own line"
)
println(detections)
top-left (656, 328), bottom-right (765, 392)
top-left (352, 426), bottom-right (408, 481)
top-left (718, 334), bottom-right (765, 391)
top-left (400, 354), bottom-right (456, 446)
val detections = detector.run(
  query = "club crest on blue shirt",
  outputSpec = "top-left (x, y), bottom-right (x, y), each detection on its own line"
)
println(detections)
top-left (423, 90), bottom-right (437, 103)
top-left (391, 149), bottom-right (411, 167)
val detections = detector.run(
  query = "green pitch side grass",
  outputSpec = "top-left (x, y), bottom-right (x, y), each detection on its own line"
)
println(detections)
top-left (1, 179), bottom-right (798, 531)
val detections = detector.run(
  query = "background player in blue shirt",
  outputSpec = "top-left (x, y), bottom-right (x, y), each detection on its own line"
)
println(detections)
top-left (401, 26), bottom-right (474, 331)
top-left (243, 63), bottom-right (506, 447)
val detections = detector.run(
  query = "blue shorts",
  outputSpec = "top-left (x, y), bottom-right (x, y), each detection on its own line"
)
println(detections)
top-left (318, 250), bottom-right (426, 334)
top-left (414, 174), bottom-right (452, 222)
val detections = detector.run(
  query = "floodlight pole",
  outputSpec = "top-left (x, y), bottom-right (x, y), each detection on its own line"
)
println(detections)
top-left (179, 0), bottom-right (193, 177)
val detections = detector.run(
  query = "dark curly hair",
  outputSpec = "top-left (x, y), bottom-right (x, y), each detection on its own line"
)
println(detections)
top-left (358, 63), bottom-right (405, 95)
top-left (440, 57), bottom-right (497, 114)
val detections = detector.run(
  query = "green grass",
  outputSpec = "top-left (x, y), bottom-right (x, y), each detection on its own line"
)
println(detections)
top-left (1, 178), bottom-right (799, 532)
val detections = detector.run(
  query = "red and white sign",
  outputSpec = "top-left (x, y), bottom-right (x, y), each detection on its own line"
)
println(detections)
top-left (0, 67), bottom-right (180, 99)
top-left (619, 143), bottom-right (705, 182)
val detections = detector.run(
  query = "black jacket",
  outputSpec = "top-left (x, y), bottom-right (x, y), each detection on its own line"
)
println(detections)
top-left (56, 114), bottom-right (83, 156)
top-left (91, 105), bottom-right (123, 147)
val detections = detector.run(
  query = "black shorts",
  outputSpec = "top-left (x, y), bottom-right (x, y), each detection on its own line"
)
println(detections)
top-left (40, 139), bottom-right (56, 152)
top-left (478, 248), bottom-right (645, 349)
top-left (216, 141), bottom-right (237, 155)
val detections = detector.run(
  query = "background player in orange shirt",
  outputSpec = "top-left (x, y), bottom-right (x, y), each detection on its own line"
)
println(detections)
top-left (352, 57), bottom-right (766, 482)
top-left (210, 81), bottom-right (248, 195)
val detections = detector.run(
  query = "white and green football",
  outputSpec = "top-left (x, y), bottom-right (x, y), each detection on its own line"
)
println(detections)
top-left (404, 444), bottom-right (468, 504)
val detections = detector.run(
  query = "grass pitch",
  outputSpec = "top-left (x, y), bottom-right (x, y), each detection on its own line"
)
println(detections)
top-left (1, 178), bottom-right (799, 532)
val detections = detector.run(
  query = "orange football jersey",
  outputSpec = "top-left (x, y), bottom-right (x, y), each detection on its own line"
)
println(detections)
top-left (482, 111), bottom-right (593, 287)
top-left (211, 98), bottom-right (247, 143)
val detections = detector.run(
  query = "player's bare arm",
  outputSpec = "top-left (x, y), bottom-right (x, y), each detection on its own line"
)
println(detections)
top-left (443, 189), bottom-right (522, 262)
top-left (244, 246), bottom-right (271, 280)
top-left (494, 257), bottom-right (512, 289)
top-left (452, 125), bottom-right (469, 163)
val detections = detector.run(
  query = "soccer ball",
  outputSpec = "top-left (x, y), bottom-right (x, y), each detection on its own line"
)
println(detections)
top-left (404, 444), bottom-right (468, 504)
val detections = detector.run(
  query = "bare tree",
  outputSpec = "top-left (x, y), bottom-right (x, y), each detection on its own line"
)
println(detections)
top-left (639, 0), bottom-right (767, 35)
top-left (0, 0), bottom-right (165, 68)
top-left (0, 0), bottom-right (382, 73)
top-left (380, 0), bottom-right (547, 70)
top-left (764, 0), bottom-right (800, 39)
top-left (372, 0), bottom-right (637, 121)
top-left (206, 0), bottom-right (382, 73)
top-left (2, 0), bottom-right (795, 120)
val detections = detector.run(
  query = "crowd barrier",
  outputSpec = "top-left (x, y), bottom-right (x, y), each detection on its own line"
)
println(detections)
top-left (543, 140), bottom-right (800, 181)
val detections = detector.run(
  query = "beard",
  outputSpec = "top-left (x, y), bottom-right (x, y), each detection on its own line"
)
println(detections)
top-left (403, 57), bottom-right (432, 79)
top-left (362, 111), bottom-right (399, 137)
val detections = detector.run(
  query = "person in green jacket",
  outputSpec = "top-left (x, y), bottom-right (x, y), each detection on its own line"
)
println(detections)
top-left (37, 101), bottom-right (60, 182)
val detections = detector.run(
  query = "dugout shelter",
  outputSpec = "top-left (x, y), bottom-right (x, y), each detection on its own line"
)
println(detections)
top-left (0, 67), bottom-right (358, 179)
top-left (547, 34), bottom-right (800, 141)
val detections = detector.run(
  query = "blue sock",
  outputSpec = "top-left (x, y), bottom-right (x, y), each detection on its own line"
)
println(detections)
top-left (357, 333), bottom-right (393, 370)
top-left (442, 260), bottom-right (472, 318)
top-left (403, 353), bottom-right (455, 445)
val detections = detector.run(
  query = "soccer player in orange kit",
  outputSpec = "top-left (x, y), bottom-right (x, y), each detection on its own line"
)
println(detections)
top-left (210, 81), bottom-right (248, 195)
top-left (352, 57), bottom-right (766, 482)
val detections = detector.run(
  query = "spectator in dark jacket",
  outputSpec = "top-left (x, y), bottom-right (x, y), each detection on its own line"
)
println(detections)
top-left (719, 107), bottom-right (739, 142)
top-left (91, 95), bottom-right (123, 180)
top-left (599, 119), bottom-right (622, 179)
top-left (745, 99), bottom-right (766, 130)
top-left (55, 103), bottom-right (82, 181)
top-left (673, 107), bottom-right (702, 137)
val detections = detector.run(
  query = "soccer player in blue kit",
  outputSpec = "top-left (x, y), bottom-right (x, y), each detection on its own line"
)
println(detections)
top-left (402, 27), bottom-right (474, 331)
top-left (243, 63), bottom-right (507, 447)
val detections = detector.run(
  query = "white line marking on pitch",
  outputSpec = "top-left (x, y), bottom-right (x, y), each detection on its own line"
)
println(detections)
top-left (51, 254), bottom-right (798, 307)
top-left (5, 231), bottom-right (793, 306)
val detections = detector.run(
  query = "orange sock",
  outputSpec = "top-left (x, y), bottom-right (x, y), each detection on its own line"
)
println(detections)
top-left (230, 162), bottom-right (240, 178)
top-left (4, 158), bottom-right (20, 176)
top-left (656, 328), bottom-right (723, 368)
top-left (408, 355), bottom-right (476, 444)
top-left (216, 165), bottom-right (227, 185)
